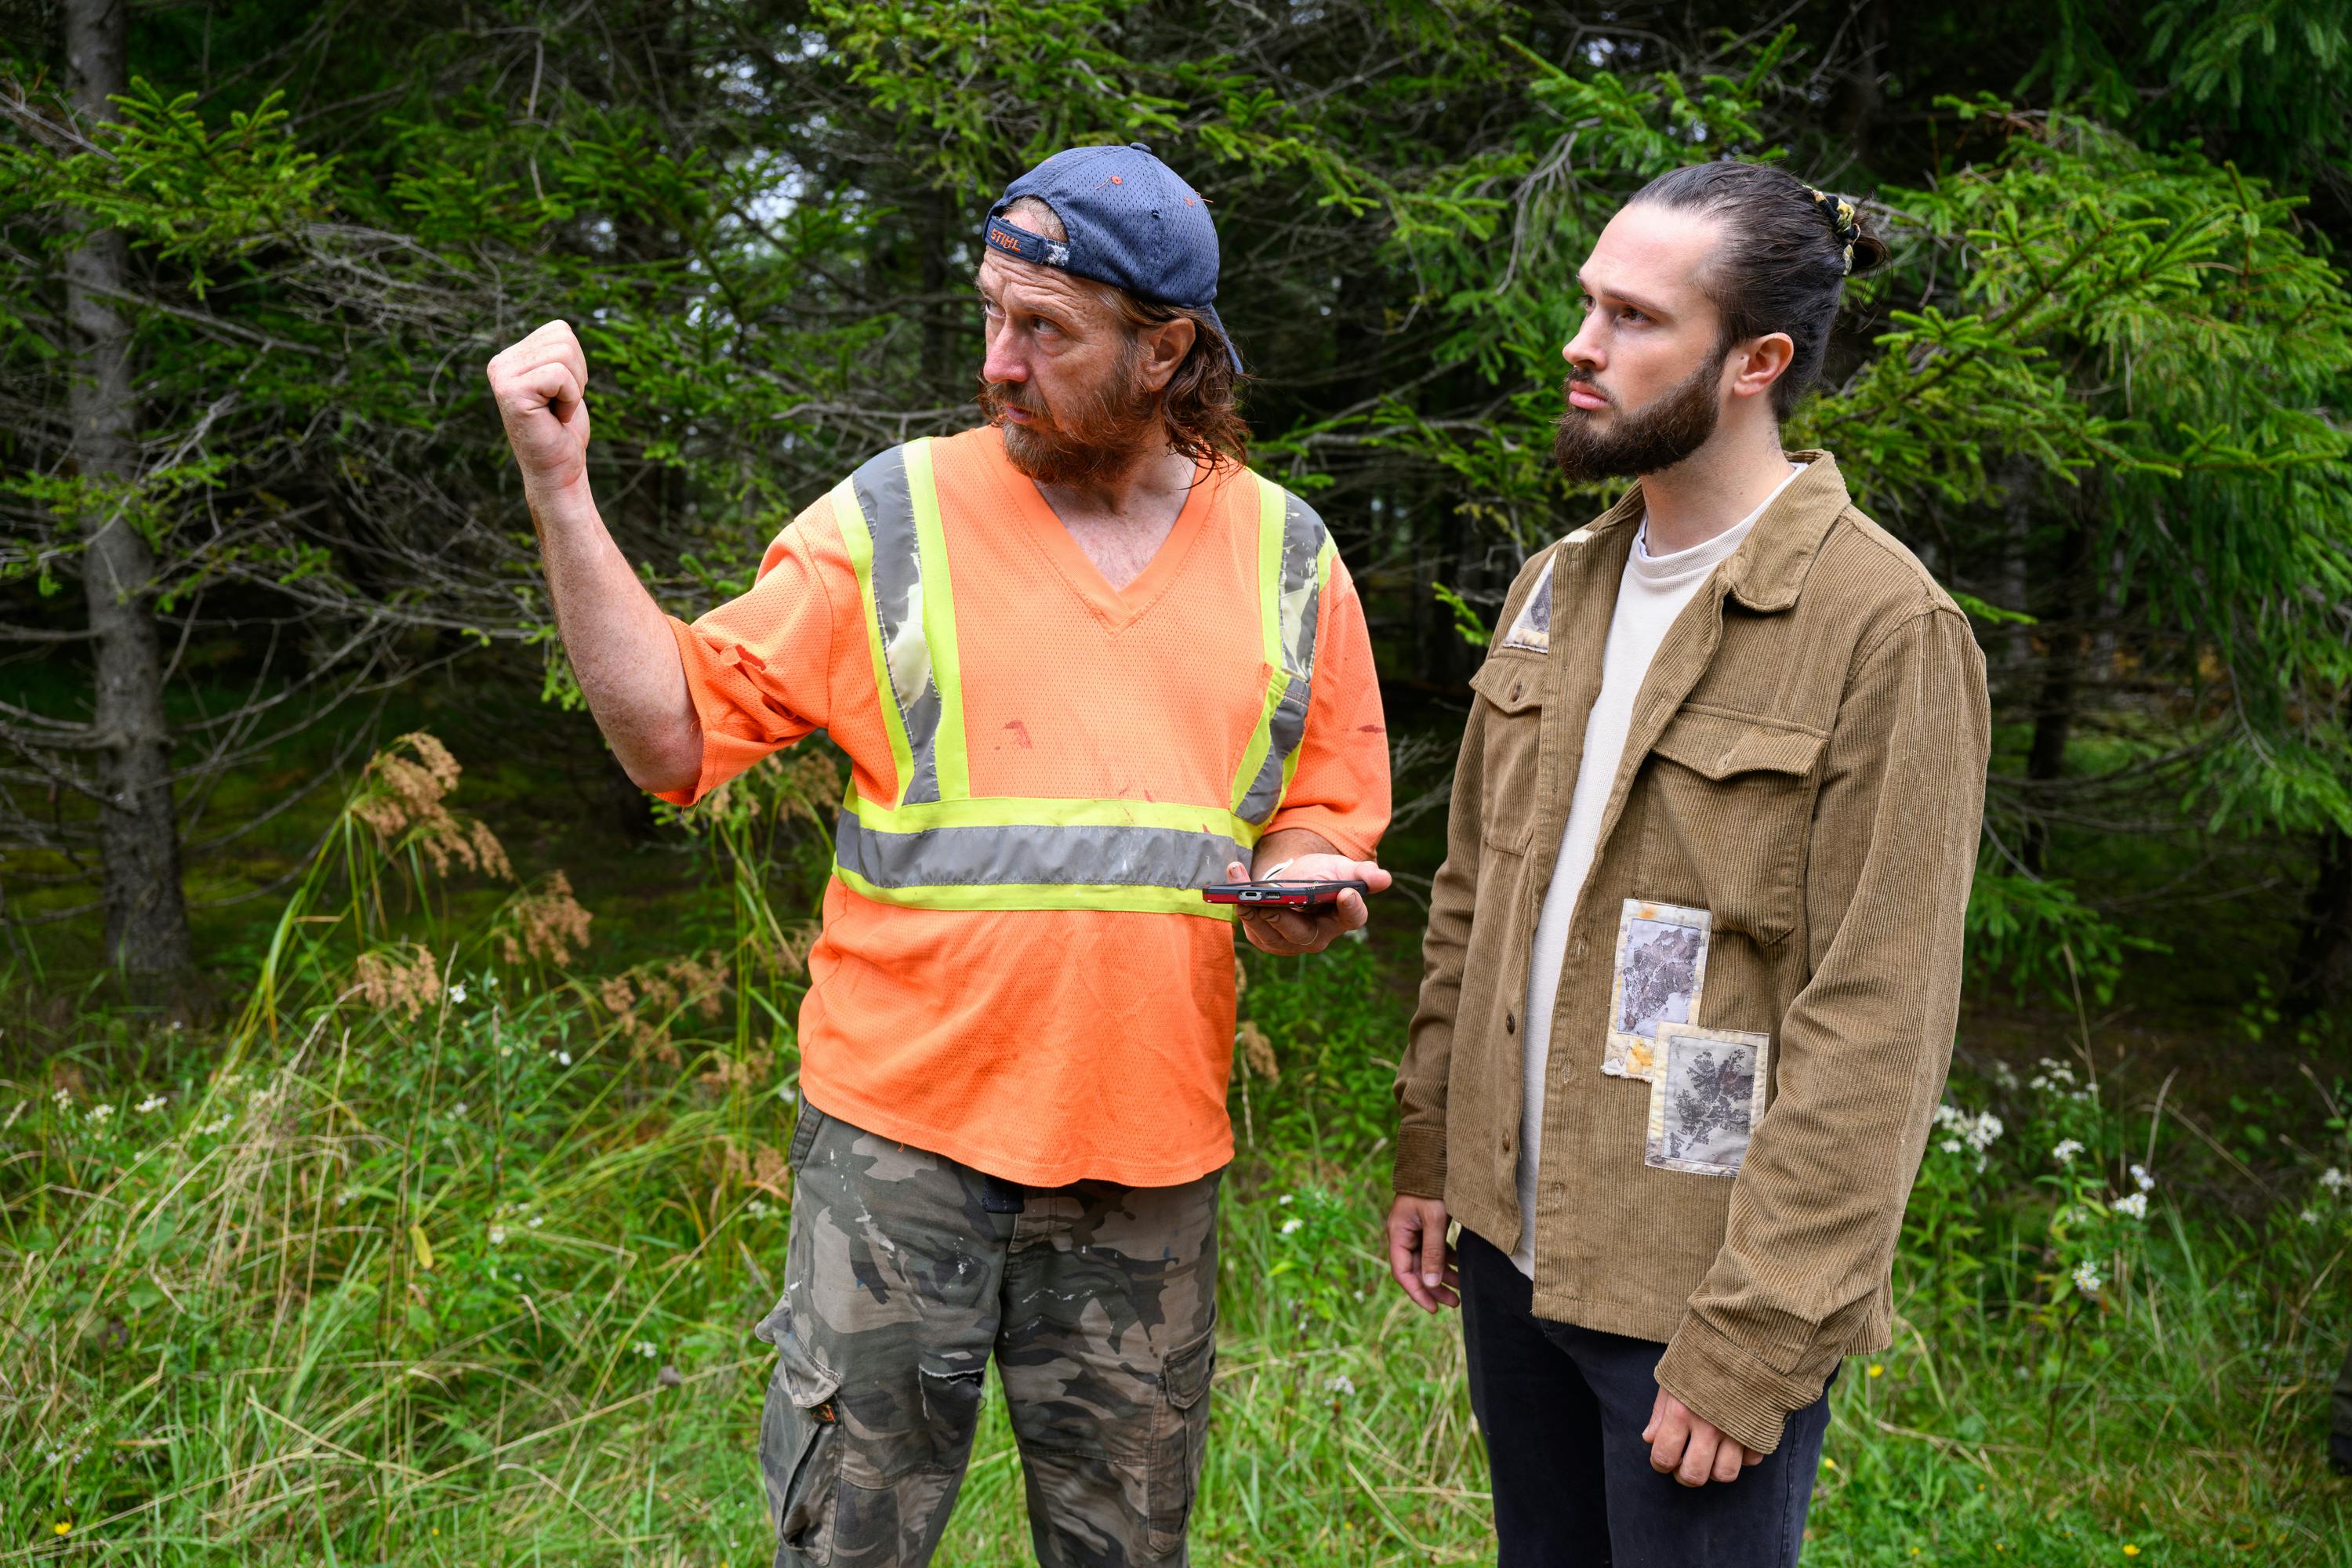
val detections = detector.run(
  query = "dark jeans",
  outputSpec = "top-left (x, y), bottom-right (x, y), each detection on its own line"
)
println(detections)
top-left (1459, 1227), bottom-right (1835, 1568)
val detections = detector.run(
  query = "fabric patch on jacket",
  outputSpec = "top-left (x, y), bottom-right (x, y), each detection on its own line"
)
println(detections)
top-left (1497, 557), bottom-right (1555, 652)
top-left (1644, 1022), bottom-right (1769, 1177)
top-left (1604, 898), bottom-right (1711, 1081)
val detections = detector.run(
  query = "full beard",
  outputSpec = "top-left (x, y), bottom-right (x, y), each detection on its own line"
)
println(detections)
top-left (1551, 350), bottom-right (1726, 482)
top-left (979, 344), bottom-right (1167, 487)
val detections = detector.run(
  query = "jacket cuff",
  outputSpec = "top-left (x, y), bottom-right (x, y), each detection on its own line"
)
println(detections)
top-left (1392, 1122), bottom-right (1447, 1198)
top-left (1653, 1316), bottom-right (1824, 1456)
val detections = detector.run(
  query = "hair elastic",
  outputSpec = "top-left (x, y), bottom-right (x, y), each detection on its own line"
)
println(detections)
top-left (1806, 187), bottom-right (1860, 276)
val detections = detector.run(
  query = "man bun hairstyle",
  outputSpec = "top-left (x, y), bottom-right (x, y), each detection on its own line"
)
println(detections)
top-left (1626, 162), bottom-right (1889, 420)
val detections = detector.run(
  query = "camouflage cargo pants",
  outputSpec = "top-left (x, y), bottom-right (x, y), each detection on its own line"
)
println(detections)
top-left (755, 1104), bottom-right (1221, 1567)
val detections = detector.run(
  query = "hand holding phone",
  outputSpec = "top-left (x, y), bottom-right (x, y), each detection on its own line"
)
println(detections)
top-left (1201, 877), bottom-right (1371, 909)
top-left (1212, 851), bottom-right (1390, 956)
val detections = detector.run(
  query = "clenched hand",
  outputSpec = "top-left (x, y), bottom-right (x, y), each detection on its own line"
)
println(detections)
top-left (486, 319), bottom-right (593, 498)
top-left (1642, 1387), bottom-right (1762, 1486)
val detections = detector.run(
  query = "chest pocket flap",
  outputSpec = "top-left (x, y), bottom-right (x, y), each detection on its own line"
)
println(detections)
top-left (1468, 655), bottom-right (1546, 852)
top-left (1650, 708), bottom-right (1824, 781)
top-left (1469, 655), bottom-right (1545, 714)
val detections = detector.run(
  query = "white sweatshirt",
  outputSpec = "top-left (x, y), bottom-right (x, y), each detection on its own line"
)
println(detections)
top-left (1512, 463), bottom-right (1804, 1277)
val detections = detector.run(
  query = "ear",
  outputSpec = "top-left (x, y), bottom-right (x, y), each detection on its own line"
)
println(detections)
top-left (1135, 316), bottom-right (1198, 392)
top-left (1725, 332), bottom-right (1795, 403)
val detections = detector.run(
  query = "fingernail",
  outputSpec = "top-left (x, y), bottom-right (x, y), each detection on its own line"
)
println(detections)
top-left (1422, 1272), bottom-right (1440, 1289)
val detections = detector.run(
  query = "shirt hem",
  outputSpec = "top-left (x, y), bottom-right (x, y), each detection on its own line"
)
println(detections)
top-left (803, 1078), bottom-right (1236, 1189)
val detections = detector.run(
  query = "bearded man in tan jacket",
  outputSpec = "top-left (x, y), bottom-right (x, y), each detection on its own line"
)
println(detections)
top-left (1385, 162), bottom-right (1990, 1566)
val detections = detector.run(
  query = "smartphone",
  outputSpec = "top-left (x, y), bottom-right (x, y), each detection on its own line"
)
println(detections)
top-left (1201, 879), bottom-right (1370, 909)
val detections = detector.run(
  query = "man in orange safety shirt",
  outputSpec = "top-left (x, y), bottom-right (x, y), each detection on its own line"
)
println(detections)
top-left (488, 142), bottom-right (1390, 1565)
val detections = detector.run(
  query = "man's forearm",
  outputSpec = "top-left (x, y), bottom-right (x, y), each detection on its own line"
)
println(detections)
top-left (529, 475), bottom-right (702, 794)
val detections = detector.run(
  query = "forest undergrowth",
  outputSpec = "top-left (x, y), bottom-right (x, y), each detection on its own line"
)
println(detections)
top-left (2, 739), bottom-right (2347, 1566)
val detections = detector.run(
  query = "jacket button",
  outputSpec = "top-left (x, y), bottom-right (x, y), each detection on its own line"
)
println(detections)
top-left (1508, 681), bottom-right (1523, 702)
top-left (1572, 938), bottom-right (1588, 960)
top-left (1504, 1011), bottom-right (1515, 1034)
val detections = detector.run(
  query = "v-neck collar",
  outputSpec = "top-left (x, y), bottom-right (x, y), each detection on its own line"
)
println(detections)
top-left (988, 443), bottom-right (1218, 632)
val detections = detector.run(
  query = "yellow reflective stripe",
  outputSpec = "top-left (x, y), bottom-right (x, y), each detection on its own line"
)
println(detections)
top-left (846, 792), bottom-right (1264, 846)
top-left (905, 438), bottom-right (970, 802)
top-left (1230, 470), bottom-right (1289, 811)
top-left (833, 864), bottom-right (1238, 920)
top-left (1273, 537), bottom-right (1340, 807)
top-left (833, 477), bottom-right (917, 807)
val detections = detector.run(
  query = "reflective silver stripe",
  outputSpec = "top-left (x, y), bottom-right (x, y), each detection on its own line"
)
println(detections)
top-left (837, 811), bottom-right (1243, 891)
top-left (1235, 485), bottom-right (1330, 825)
top-left (850, 445), bottom-right (946, 804)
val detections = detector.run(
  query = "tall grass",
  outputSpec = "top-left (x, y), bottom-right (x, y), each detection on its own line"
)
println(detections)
top-left (3, 739), bottom-right (2349, 1564)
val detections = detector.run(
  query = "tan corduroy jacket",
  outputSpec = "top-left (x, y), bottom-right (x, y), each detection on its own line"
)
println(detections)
top-left (1394, 453), bottom-right (1989, 1453)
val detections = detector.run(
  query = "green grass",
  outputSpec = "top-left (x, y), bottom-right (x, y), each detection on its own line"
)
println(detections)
top-left (4, 742), bottom-right (2350, 1565)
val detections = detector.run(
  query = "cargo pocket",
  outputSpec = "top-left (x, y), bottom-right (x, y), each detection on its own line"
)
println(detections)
top-left (1469, 655), bottom-right (1548, 852)
top-left (759, 1330), bottom-right (844, 1565)
top-left (1145, 1325), bottom-right (1217, 1558)
top-left (1646, 708), bottom-right (1825, 944)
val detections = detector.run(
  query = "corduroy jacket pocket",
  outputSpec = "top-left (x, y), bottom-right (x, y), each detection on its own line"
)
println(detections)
top-left (1646, 708), bottom-right (1826, 944)
top-left (1469, 655), bottom-right (1547, 852)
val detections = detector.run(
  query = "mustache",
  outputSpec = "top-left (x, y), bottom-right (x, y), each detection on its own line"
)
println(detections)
top-left (984, 380), bottom-right (1047, 417)
top-left (1562, 371), bottom-right (1609, 407)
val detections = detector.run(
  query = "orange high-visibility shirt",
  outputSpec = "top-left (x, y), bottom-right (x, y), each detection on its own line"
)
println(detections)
top-left (662, 426), bottom-right (1389, 1186)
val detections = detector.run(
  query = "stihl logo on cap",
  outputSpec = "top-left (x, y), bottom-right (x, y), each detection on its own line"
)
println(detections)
top-left (987, 226), bottom-right (1023, 253)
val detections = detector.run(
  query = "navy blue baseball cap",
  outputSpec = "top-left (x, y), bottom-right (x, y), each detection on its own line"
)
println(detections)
top-left (982, 143), bottom-right (1242, 372)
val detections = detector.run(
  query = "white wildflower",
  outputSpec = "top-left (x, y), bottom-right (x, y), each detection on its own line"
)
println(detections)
top-left (635, 1341), bottom-right (658, 1359)
top-left (2300, 1208), bottom-right (2322, 1225)
top-left (2051, 1138), bottom-right (2084, 1166)
top-left (1277, 1194), bottom-right (1294, 1206)
top-left (86, 1103), bottom-right (114, 1123)
top-left (2131, 1163), bottom-right (2155, 1193)
top-left (135, 1095), bottom-right (167, 1114)
top-left (528, 1214), bottom-right (543, 1229)
top-left (1280, 1218), bottom-right (1303, 1236)
top-left (778, 1083), bottom-right (799, 1103)
top-left (2321, 1167), bottom-right (2348, 1193)
top-left (2113, 1192), bottom-right (2148, 1220)
top-left (557, 1051), bottom-right (572, 1067)
top-left (1939, 1138), bottom-right (1965, 1155)
top-left (2071, 1259), bottom-right (2101, 1296)
top-left (449, 982), bottom-right (469, 1005)
top-left (1326, 1374), bottom-right (1356, 1396)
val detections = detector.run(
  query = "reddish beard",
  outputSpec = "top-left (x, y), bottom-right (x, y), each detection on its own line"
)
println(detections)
top-left (978, 339), bottom-right (1167, 485)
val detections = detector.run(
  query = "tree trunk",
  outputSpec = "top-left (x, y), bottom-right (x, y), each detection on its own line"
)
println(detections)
top-left (2020, 512), bottom-right (2093, 877)
top-left (67, 0), bottom-right (193, 975)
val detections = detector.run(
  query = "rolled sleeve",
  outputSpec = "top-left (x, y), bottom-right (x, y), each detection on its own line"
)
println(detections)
top-left (1657, 605), bottom-right (1990, 1453)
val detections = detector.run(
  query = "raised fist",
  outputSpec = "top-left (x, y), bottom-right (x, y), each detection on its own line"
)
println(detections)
top-left (486, 319), bottom-right (593, 493)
